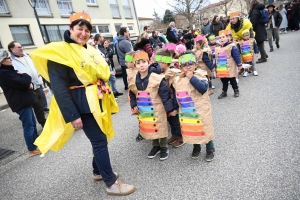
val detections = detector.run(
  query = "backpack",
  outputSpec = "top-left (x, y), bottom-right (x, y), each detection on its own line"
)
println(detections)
top-left (258, 9), bottom-right (269, 24)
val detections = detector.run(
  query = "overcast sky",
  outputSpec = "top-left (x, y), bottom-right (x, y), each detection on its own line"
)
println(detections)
top-left (134, 0), bottom-right (173, 18)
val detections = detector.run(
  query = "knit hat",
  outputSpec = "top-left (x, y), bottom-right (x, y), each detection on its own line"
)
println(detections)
top-left (208, 35), bottom-right (216, 41)
top-left (0, 49), bottom-right (10, 63)
top-left (242, 29), bottom-right (250, 35)
top-left (194, 35), bottom-right (203, 42)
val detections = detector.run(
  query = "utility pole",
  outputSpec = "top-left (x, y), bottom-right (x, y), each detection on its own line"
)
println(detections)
top-left (28, 0), bottom-right (46, 43)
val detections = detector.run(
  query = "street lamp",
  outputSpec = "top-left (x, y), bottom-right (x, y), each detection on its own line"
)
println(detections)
top-left (28, 0), bottom-right (46, 43)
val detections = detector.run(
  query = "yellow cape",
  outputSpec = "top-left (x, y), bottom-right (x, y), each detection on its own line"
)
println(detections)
top-left (226, 19), bottom-right (253, 41)
top-left (30, 41), bottom-right (119, 155)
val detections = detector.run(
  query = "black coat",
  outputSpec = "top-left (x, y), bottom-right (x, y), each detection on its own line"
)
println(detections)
top-left (0, 65), bottom-right (37, 112)
top-left (249, 3), bottom-right (267, 43)
top-left (270, 10), bottom-right (283, 28)
top-left (166, 28), bottom-right (179, 44)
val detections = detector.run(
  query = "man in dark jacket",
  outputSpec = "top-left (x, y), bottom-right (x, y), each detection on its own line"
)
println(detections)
top-left (201, 18), bottom-right (211, 36)
top-left (0, 49), bottom-right (40, 157)
top-left (150, 31), bottom-right (163, 48)
top-left (249, 3), bottom-right (268, 63)
top-left (266, 4), bottom-right (283, 52)
top-left (116, 27), bottom-right (133, 90)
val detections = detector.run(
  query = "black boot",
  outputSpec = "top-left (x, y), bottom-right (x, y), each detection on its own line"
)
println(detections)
top-left (256, 59), bottom-right (267, 64)
top-left (270, 48), bottom-right (274, 52)
top-left (218, 91), bottom-right (227, 99)
top-left (276, 43), bottom-right (280, 48)
top-left (191, 145), bottom-right (201, 159)
top-left (234, 89), bottom-right (239, 97)
top-left (136, 133), bottom-right (144, 142)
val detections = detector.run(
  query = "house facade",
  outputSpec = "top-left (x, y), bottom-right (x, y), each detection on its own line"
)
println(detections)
top-left (0, 0), bottom-right (139, 53)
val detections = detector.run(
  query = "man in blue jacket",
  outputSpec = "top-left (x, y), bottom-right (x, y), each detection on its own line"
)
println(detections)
top-left (116, 27), bottom-right (133, 90)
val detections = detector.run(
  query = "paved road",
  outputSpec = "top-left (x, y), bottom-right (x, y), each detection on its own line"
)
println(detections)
top-left (0, 32), bottom-right (299, 200)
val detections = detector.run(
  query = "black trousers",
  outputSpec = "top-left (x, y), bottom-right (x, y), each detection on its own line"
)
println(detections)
top-left (220, 77), bottom-right (238, 92)
top-left (32, 87), bottom-right (46, 127)
top-left (121, 65), bottom-right (128, 90)
top-left (257, 42), bottom-right (267, 60)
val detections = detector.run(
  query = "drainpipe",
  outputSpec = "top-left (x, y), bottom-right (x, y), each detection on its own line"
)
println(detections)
top-left (132, 0), bottom-right (140, 35)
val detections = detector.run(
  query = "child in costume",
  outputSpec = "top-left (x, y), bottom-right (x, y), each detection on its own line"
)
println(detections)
top-left (125, 51), bottom-right (144, 142)
top-left (208, 35), bottom-right (217, 59)
top-left (129, 51), bottom-right (177, 161)
top-left (215, 30), bottom-right (243, 99)
top-left (193, 35), bottom-right (214, 95)
top-left (164, 43), bottom-right (180, 69)
top-left (155, 48), bottom-right (184, 148)
top-left (172, 51), bottom-right (215, 161)
top-left (239, 29), bottom-right (259, 77)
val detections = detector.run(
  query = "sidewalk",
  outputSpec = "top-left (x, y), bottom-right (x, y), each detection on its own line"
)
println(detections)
top-left (0, 93), bottom-right (9, 111)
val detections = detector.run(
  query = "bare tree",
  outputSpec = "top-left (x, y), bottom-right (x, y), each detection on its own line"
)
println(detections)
top-left (235, 0), bottom-right (250, 16)
top-left (167, 0), bottom-right (206, 28)
top-left (218, 0), bottom-right (235, 17)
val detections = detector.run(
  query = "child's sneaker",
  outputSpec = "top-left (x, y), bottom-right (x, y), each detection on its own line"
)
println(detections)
top-left (243, 71), bottom-right (248, 77)
top-left (205, 149), bottom-right (215, 162)
top-left (253, 71), bottom-right (258, 76)
top-left (191, 146), bottom-right (201, 159)
top-left (167, 135), bottom-right (177, 144)
top-left (135, 133), bottom-right (143, 142)
top-left (159, 147), bottom-right (169, 161)
top-left (218, 91), bottom-right (227, 99)
top-left (147, 146), bottom-right (160, 158)
top-left (106, 181), bottom-right (136, 196)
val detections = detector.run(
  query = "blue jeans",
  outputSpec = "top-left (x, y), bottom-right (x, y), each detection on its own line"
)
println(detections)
top-left (109, 75), bottom-right (117, 93)
top-left (81, 113), bottom-right (116, 188)
top-left (16, 106), bottom-right (38, 151)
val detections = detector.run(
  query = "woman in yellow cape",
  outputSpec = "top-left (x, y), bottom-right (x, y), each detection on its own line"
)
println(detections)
top-left (30, 12), bottom-right (135, 196)
top-left (226, 12), bottom-right (254, 41)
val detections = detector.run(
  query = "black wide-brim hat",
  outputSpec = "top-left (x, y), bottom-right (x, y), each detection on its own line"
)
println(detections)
top-left (266, 4), bottom-right (275, 8)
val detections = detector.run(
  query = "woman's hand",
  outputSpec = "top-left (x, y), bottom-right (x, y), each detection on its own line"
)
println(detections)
top-left (72, 118), bottom-right (83, 130)
top-left (29, 83), bottom-right (33, 90)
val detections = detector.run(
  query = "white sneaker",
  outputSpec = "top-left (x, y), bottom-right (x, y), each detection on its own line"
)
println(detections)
top-left (279, 31), bottom-right (282, 34)
top-left (284, 31), bottom-right (287, 34)
top-left (106, 181), bottom-right (136, 196)
top-left (243, 71), bottom-right (248, 77)
top-left (253, 71), bottom-right (258, 76)
top-left (236, 78), bottom-right (239, 83)
top-left (212, 86), bottom-right (215, 89)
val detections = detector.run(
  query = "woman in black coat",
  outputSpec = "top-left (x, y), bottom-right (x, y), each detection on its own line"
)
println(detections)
top-left (0, 49), bottom-right (39, 156)
top-left (249, 0), bottom-right (268, 63)
top-left (166, 26), bottom-right (179, 44)
top-left (210, 15), bottom-right (225, 36)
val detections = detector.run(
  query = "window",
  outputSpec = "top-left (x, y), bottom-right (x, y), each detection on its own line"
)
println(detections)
top-left (86, 0), bottom-right (97, 5)
top-left (122, 0), bottom-right (132, 18)
top-left (57, 0), bottom-right (72, 16)
top-left (109, 0), bottom-right (120, 18)
top-left (128, 25), bottom-right (133, 31)
top-left (0, 0), bottom-right (10, 14)
top-left (33, 0), bottom-right (51, 16)
top-left (9, 26), bottom-right (34, 46)
top-left (41, 25), bottom-right (69, 43)
top-left (92, 25), bottom-right (111, 34)
top-left (114, 24), bottom-right (122, 32)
